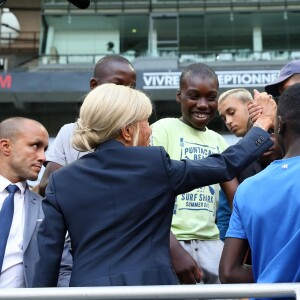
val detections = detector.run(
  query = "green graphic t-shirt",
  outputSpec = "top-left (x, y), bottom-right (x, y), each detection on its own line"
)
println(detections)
top-left (151, 118), bottom-right (228, 240)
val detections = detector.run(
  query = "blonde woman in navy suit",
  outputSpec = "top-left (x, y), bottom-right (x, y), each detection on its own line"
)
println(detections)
top-left (34, 83), bottom-right (275, 287)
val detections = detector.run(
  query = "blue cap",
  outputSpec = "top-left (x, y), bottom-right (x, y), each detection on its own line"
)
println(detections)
top-left (265, 60), bottom-right (300, 97)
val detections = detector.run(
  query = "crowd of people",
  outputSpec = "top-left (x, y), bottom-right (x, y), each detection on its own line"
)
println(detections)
top-left (0, 56), bottom-right (300, 296)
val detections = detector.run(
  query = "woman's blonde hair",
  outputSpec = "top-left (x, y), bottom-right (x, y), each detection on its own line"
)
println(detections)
top-left (73, 83), bottom-right (153, 151)
top-left (218, 88), bottom-right (253, 105)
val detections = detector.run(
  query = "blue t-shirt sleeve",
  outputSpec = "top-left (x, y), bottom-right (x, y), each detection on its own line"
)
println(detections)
top-left (225, 193), bottom-right (247, 239)
top-left (217, 189), bottom-right (231, 241)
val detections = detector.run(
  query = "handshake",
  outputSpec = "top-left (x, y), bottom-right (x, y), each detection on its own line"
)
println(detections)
top-left (248, 89), bottom-right (277, 132)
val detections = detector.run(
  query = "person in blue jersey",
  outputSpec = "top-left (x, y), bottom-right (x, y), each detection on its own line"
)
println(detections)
top-left (220, 83), bottom-right (300, 296)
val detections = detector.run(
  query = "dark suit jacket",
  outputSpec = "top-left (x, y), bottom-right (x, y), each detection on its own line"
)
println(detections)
top-left (34, 127), bottom-right (272, 287)
top-left (238, 158), bottom-right (263, 183)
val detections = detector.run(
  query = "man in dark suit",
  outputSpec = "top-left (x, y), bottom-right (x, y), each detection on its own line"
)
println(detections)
top-left (0, 117), bottom-right (48, 287)
top-left (34, 84), bottom-right (276, 287)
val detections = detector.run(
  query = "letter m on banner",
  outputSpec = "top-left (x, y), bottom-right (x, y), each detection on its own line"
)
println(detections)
top-left (0, 74), bottom-right (12, 89)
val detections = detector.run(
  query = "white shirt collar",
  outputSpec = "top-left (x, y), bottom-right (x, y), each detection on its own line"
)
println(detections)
top-left (0, 175), bottom-right (27, 196)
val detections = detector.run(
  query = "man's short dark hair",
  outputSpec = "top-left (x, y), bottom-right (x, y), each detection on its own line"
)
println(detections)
top-left (278, 82), bottom-right (300, 133)
top-left (94, 55), bottom-right (133, 77)
top-left (179, 63), bottom-right (219, 90)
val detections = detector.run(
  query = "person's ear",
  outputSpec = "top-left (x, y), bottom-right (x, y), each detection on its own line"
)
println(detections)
top-left (0, 139), bottom-right (11, 156)
top-left (277, 116), bottom-right (285, 135)
top-left (120, 125), bottom-right (134, 146)
top-left (176, 89), bottom-right (181, 104)
top-left (90, 78), bottom-right (99, 90)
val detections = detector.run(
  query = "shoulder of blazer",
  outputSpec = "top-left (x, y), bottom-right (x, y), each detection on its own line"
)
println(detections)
top-left (138, 145), bottom-right (168, 157)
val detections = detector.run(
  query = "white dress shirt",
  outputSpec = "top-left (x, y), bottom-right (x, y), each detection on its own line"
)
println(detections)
top-left (0, 175), bottom-right (26, 288)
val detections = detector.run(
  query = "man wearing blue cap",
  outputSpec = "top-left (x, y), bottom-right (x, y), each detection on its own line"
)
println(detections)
top-left (265, 60), bottom-right (300, 97)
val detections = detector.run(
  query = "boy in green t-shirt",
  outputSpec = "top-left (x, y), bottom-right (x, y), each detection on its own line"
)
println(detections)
top-left (151, 63), bottom-right (238, 284)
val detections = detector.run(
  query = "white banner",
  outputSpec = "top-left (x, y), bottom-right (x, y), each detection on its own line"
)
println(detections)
top-left (142, 70), bottom-right (280, 89)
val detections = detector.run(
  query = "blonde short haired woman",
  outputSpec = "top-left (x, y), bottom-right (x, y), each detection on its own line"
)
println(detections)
top-left (73, 83), bottom-right (152, 151)
top-left (34, 83), bottom-right (275, 287)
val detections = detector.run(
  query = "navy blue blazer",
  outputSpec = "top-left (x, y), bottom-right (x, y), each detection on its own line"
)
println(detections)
top-left (34, 127), bottom-right (272, 287)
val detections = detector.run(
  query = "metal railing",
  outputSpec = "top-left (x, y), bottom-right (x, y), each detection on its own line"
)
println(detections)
top-left (42, 0), bottom-right (300, 13)
top-left (38, 49), bottom-right (297, 66)
top-left (1, 283), bottom-right (300, 300)
top-left (0, 31), bottom-right (39, 51)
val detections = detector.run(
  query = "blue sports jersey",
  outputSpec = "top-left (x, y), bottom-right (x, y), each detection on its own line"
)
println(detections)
top-left (227, 156), bottom-right (300, 299)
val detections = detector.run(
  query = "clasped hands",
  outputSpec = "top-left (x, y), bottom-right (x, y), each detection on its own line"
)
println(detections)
top-left (248, 89), bottom-right (277, 131)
